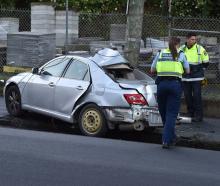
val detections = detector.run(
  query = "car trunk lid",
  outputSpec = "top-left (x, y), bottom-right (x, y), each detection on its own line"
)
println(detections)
top-left (117, 80), bottom-right (157, 107)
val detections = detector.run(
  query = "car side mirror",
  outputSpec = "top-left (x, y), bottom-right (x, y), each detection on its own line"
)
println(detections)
top-left (32, 67), bottom-right (39, 74)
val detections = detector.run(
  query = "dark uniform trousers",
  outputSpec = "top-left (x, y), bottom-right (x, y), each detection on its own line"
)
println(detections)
top-left (183, 81), bottom-right (203, 119)
top-left (157, 79), bottom-right (182, 144)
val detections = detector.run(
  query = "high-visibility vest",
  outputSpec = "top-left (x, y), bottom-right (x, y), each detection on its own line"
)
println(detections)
top-left (180, 44), bottom-right (209, 81)
top-left (156, 49), bottom-right (184, 78)
top-left (180, 44), bottom-right (204, 65)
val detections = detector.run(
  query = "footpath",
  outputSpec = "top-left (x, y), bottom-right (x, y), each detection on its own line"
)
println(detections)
top-left (0, 96), bottom-right (220, 150)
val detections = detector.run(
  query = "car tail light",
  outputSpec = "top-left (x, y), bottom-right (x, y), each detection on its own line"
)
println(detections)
top-left (124, 94), bottom-right (148, 105)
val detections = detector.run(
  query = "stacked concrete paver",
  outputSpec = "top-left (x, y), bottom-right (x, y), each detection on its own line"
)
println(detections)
top-left (7, 32), bottom-right (55, 67)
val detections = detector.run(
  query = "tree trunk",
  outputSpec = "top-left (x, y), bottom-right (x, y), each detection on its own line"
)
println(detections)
top-left (125, 0), bottom-right (145, 68)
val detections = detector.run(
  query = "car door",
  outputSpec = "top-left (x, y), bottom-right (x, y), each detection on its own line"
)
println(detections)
top-left (23, 57), bottom-right (71, 111)
top-left (54, 59), bottom-right (90, 115)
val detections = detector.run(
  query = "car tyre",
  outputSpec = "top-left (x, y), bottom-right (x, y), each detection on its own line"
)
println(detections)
top-left (5, 85), bottom-right (23, 116)
top-left (79, 104), bottom-right (107, 137)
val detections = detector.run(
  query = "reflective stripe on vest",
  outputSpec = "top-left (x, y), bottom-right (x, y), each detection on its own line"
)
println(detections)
top-left (182, 77), bottom-right (204, 81)
top-left (156, 49), bottom-right (184, 78)
top-left (197, 45), bottom-right (201, 63)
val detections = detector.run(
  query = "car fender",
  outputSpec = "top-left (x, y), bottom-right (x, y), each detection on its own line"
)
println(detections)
top-left (4, 73), bottom-right (32, 96)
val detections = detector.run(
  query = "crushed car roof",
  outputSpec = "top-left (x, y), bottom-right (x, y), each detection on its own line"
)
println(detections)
top-left (90, 48), bottom-right (129, 67)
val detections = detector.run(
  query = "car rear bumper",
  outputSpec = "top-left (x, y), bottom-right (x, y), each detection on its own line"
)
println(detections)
top-left (105, 105), bottom-right (163, 127)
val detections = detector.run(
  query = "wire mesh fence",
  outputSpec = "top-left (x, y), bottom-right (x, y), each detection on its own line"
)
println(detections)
top-left (0, 9), bottom-right (30, 74)
top-left (0, 9), bottom-right (31, 32)
top-left (0, 8), bottom-right (219, 100)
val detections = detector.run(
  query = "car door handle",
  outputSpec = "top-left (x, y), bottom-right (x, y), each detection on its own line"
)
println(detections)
top-left (48, 82), bottom-right (55, 87)
top-left (76, 86), bottom-right (84, 90)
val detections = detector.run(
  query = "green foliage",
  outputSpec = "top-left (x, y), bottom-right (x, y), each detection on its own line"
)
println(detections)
top-left (0, 0), bottom-right (219, 17)
top-left (171, 0), bottom-right (220, 17)
top-left (55, 0), bottom-right (127, 13)
top-left (171, 0), bottom-right (203, 17)
top-left (0, 0), bottom-right (128, 13)
top-left (0, 0), bottom-right (15, 8)
top-left (145, 0), bottom-right (220, 18)
top-left (206, 0), bottom-right (220, 17)
top-left (144, 0), bottom-right (162, 14)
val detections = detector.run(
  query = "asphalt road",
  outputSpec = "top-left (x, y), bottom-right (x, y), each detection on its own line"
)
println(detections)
top-left (0, 127), bottom-right (220, 186)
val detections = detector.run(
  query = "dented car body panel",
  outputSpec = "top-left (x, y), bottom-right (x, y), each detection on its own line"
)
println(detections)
top-left (4, 48), bottom-right (162, 135)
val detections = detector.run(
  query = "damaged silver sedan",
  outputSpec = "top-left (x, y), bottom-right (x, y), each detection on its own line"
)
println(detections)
top-left (4, 48), bottom-right (162, 137)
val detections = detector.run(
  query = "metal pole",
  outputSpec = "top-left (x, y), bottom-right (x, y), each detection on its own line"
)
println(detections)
top-left (126, 0), bottom-right (130, 15)
top-left (65, 0), bottom-right (69, 54)
top-left (168, 0), bottom-right (172, 37)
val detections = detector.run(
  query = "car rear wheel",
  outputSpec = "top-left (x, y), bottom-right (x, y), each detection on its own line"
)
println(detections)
top-left (5, 85), bottom-right (23, 116)
top-left (79, 104), bottom-right (107, 137)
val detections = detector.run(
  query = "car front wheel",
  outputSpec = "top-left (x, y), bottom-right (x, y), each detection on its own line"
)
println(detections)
top-left (5, 85), bottom-right (23, 116)
top-left (79, 104), bottom-right (107, 137)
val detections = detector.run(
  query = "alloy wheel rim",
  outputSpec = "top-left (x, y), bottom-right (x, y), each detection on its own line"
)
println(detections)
top-left (8, 91), bottom-right (20, 114)
top-left (82, 110), bottom-right (101, 134)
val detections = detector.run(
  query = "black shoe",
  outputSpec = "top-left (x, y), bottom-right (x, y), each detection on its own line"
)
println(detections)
top-left (192, 117), bottom-right (203, 122)
top-left (162, 143), bottom-right (170, 149)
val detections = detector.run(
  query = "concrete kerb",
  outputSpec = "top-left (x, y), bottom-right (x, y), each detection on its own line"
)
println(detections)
top-left (153, 118), bottom-right (220, 150)
top-left (176, 118), bottom-right (220, 149)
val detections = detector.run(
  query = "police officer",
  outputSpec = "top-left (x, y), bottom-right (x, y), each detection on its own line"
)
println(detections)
top-left (151, 37), bottom-right (190, 148)
top-left (180, 32), bottom-right (209, 122)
